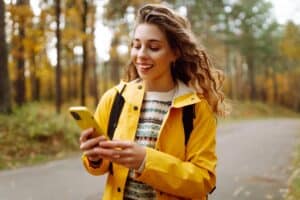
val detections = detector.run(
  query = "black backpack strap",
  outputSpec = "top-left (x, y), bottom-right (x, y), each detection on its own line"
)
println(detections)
top-left (182, 104), bottom-right (195, 146)
top-left (107, 84), bottom-right (126, 140)
top-left (107, 84), bottom-right (126, 175)
top-left (183, 104), bottom-right (217, 197)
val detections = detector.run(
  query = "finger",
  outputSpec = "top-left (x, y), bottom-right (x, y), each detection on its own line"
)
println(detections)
top-left (84, 147), bottom-right (120, 160)
top-left (99, 148), bottom-right (122, 159)
top-left (98, 136), bottom-right (108, 144)
top-left (79, 128), bottom-right (95, 143)
top-left (112, 156), bottom-right (135, 169)
top-left (110, 148), bottom-right (132, 162)
top-left (80, 136), bottom-right (102, 150)
top-left (99, 140), bottom-right (133, 149)
top-left (115, 148), bottom-right (132, 158)
top-left (84, 147), bottom-right (107, 158)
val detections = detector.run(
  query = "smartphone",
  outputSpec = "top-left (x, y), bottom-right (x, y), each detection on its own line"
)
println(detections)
top-left (69, 106), bottom-right (102, 138)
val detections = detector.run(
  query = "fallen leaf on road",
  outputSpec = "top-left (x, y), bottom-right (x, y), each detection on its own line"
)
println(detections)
top-left (244, 191), bottom-right (251, 196)
top-left (265, 194), bottom-right (273, 199)
top-left (233, 186), bottom-right (244, 197)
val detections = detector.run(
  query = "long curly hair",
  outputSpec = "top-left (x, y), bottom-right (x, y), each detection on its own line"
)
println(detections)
top-left (124, 4), bottom-right (227, 116)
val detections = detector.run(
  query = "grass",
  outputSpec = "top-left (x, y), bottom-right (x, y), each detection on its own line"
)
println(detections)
top-left (286, 136), bottom-right (300, 200)
top-left (221, 100), bottom-right (300, 121)
top-left (0, 102), bottom-right (81, 170)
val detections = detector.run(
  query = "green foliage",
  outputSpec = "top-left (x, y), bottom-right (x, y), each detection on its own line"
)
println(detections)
top-left (280, 22), bottom-right (300, 62)
top-left (0, 102), bottom-right (80, 170)
top-left (286, 141), bottom-right (300, 200)
top-left (223, 100), bottom-right (300, 121)
top-left (184, 0), bottom-right (224, 36)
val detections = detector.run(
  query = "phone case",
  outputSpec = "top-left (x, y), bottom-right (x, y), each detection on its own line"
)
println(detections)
top-left (69, 106), bottom-right (102, 137)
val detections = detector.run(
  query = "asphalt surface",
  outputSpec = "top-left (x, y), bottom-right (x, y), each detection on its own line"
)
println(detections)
top-left (211, 119), bottom-right (300, 200)
top-left (0, 118), bottom-right (299, 200)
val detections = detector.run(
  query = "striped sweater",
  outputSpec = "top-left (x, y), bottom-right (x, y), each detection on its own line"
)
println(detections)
top-left (123, 88), bottom-right (176, 200)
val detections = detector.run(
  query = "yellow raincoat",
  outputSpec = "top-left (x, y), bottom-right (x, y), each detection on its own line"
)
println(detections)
top-left (82, 79), bottom-right (217, 200)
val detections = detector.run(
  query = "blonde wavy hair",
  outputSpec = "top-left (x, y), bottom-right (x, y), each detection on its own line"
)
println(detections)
top-left (125, 4), bottom-right (227, 116)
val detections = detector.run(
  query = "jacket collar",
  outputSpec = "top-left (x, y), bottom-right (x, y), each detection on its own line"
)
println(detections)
top-left (173, 80), bottom-right (201, 108)
top-left (115, 79), bottom-right (201, 108)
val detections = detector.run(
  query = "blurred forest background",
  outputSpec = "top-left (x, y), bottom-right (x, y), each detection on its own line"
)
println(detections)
top-left (0, 0), bottom-right (300, 169)
top-left (1, 0), bottom-right (300, 114)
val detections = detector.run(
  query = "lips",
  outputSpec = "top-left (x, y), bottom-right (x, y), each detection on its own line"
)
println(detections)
top-left (136, 63), bottom-right (154, 69)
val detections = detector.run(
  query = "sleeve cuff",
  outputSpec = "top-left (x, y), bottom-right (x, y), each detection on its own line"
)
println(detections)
top-left (135, 154), bottom-right (146, 174)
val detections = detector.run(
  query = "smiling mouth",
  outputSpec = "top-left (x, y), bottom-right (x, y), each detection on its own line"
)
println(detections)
top-left (136, 63), bottom-right (154, 69)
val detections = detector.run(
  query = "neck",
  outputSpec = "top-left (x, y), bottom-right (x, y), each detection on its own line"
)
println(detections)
top-left (144, 78), bottom-right (175, 92)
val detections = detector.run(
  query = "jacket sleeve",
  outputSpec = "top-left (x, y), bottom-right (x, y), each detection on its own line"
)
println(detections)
top-left (81, 88), bottom-right (117, 176)
top-left (135, 100), bottom-right (217, 198)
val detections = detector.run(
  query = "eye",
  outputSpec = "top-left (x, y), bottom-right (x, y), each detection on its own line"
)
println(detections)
top-left (131, 42), bottom-right (141, 49)
top-left (133, 45), bottom-right (141, 49)
top-left (149, 46), bottom-right (160, 51)
top-left (150, 47), bottom-right (159, 51)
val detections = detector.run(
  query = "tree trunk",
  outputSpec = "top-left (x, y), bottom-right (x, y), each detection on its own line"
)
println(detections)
top-left (66, 53), bottom-right (72, 101)
top-left (108, 30), bottom-right (122, 85)
top-left (80, 0), bottom-right (88, 106)
top-left (110, 34), bottom-right (120, 84)
top-left (272, 72), bottom-right (278, 103)
top-left (246, 55), bottom-right (256, 100)
top-left (224, 45), bottom-right (232, 98)
top-left (91, 46), bottom-right (99, 107)
top-left (90, 2), bottom-right (99, 107)
top-left (72, 63), bottom-right (79, 99)
top-left (30, 53), bottom-right (39, 101)
top-left (0, 0), bottom-right (12, 113)
top-left (15, 0), bottom-right (28, 106)
top-left (55, 0), bottom-right (62, 113)
top-left (233, 53), bottom-right (242, 100)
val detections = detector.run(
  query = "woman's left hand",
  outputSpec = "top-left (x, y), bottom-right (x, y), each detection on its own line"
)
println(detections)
top-left (99, 140), bottom-right (146, 170)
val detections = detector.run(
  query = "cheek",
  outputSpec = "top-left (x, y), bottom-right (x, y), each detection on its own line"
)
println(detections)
top-left (151, 51), bottom-right (166, 61)
top-left (130, 50), bottom-right (138, 64)
top-left (153, 52), bottom-right (172, 65)
top-left (130, 49), bottom-right (137, 59)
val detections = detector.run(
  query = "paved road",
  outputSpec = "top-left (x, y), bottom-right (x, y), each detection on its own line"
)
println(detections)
top-left (0, 118), bottom-right (299, 200)
top-left (211, 119), bottom-right (300, 200)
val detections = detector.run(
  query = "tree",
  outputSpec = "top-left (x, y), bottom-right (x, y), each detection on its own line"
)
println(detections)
top-left (15, 0), bottom-right (31, 105)
top-left (88, 1), bottom-right (99, 107)
top-left (0, 0), bottom-right (12, 113)
top-left (80, 0), bottom-right (88, 106)
top-left (280, 22), bottom-right (300, 110)
top-left (55, 0), bottom-right (62, 113)
top-left (185, 0), bottom-right (225, 39)
top-left (280, 21), bottom-right (300, 64)
top-left (25, 15), bottom-right (45, 101)
top-left (229, 0), bottom-right (275, 99)
top-left (63, 1), bottom-right (84, 100)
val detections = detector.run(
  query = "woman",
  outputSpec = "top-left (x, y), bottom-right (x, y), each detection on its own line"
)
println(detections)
top-left (79, 3), bottom-right (226, 200)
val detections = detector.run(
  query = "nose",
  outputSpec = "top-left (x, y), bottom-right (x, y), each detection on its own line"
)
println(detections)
top-left (137, 46), bottom-right (148, 58)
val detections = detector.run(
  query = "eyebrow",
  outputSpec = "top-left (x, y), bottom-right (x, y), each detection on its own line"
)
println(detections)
top-left (133, 38), bottom-right (162, 43)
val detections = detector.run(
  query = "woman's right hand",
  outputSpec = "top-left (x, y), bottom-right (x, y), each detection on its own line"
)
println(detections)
top-left (79, 128), bottom-right (107, 162)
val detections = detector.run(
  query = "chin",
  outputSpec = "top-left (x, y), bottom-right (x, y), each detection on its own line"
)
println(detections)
top-left (138, 73), bottom-right (152, 81)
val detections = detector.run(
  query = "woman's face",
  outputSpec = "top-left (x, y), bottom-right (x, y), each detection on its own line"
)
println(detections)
top-left (131, 23), bottom-right (177, 86)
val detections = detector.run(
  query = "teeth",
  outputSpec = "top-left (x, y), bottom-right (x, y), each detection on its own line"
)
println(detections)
top-left (137, 64), bottom-right (153, 69)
